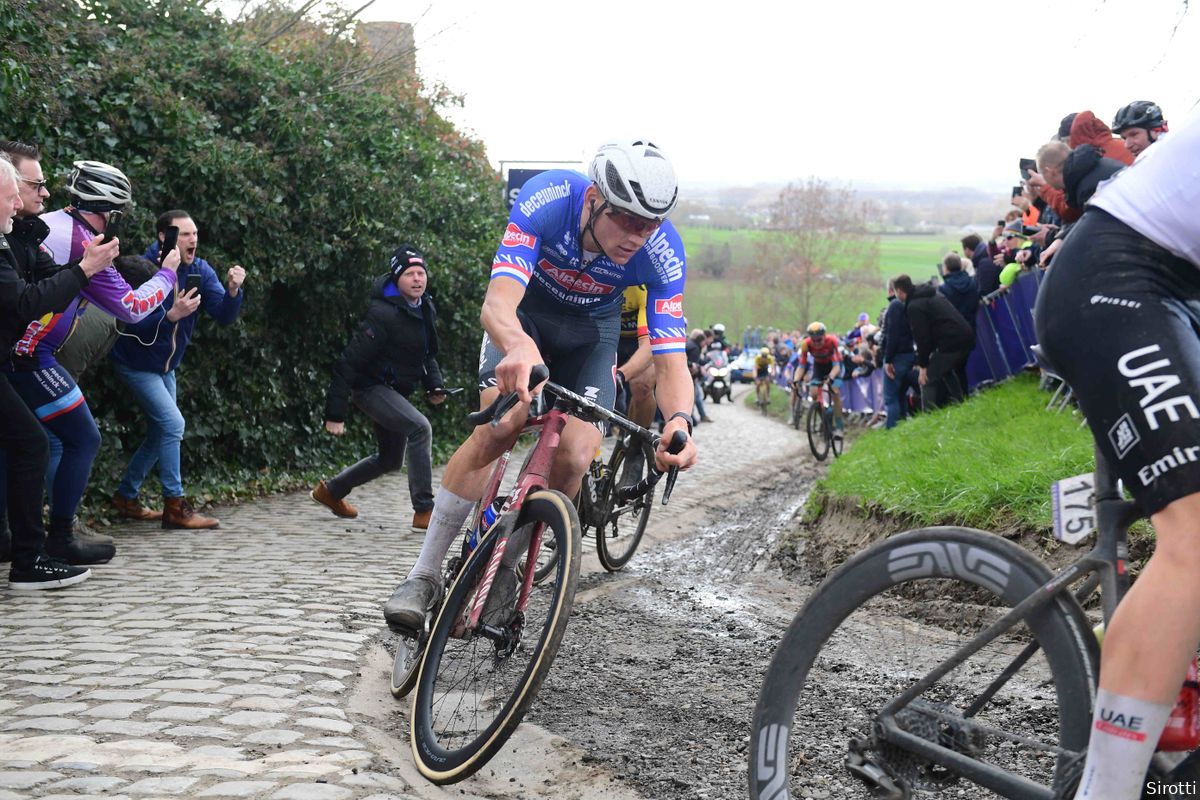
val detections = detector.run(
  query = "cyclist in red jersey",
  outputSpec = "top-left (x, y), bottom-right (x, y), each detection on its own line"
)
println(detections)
top-left (793, 321), bottom-right (845, 439)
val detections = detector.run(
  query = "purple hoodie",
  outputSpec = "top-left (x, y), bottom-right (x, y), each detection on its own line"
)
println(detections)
top-left (8, 209), bottom-right (176, 368)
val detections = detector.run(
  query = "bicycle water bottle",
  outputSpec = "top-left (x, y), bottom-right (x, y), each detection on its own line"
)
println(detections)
top-left (467, 496), bottom-right (507, 553)
top-left (1157, 657), bottom-right (1200, 751)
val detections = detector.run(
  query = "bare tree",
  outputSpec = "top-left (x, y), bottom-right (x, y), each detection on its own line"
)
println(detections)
top-left (754, 178), bottom-right (881, 326)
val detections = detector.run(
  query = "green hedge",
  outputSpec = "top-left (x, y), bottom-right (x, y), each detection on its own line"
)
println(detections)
top-left (1, 0), bottom-right (506, 511)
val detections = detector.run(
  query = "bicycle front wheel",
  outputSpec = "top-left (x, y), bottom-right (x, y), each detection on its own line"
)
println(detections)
top-left (595, 444), bottom-right (653, 572)
top-left (806, 402), bottom-right (829, 461)
top-left (750, 527), bottom-right (1096, 800)
top-left (411, 490), bottom-right (582, 784)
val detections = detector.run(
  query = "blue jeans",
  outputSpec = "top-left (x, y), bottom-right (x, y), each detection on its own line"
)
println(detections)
top-left (884, 353), bottom-right (917, 430)
top-left (114, 364), bottom-right (185, 498)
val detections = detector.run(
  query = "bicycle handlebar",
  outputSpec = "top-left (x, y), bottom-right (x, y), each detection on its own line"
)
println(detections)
top-left (467, 364), bottom-right (689, 506)
top-left (467, 365), bottom-right (551, 427)
top-left (617, 429), bottom-right (688, 506)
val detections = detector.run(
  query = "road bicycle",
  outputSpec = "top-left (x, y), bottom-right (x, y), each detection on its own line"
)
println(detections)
top-left (574, 423), bottom-right (660, 573)
top-left (390, 366), bottom-right (685, 784)
top-left (805, 378), bottom-right (843, 461)
top-left (529, 410), bottom-right (661, 584)
top-left (750, 362), bottom-right (1200, 798)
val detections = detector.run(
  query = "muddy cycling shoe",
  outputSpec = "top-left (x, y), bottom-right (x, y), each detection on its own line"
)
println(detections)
top-left (383, 576), bottom-right (442, 633)
top-left (482, 567), bottom-right (520, 628)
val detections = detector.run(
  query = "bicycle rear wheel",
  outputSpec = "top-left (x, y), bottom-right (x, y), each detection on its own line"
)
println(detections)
top-left (411, 490), bottom-right (581, 784)
top-left (595, 444), bottom-right (653, 572)
top-left (750, 527), bottom-right (1096, 800)
top-left (828, 409), bottom-right (844, 458)
top-left (806, 402), bottom-right (829, 461)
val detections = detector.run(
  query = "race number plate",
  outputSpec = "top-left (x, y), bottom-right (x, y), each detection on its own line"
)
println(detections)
top-left (1052, 472), bottom-right (1096, 546)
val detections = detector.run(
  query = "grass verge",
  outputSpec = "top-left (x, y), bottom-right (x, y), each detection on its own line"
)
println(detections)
top-left (815, 373), bottom-right (1095, 532)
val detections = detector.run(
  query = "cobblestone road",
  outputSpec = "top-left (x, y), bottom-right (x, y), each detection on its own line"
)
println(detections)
top-left (0, 384), bottom-right (808, 799)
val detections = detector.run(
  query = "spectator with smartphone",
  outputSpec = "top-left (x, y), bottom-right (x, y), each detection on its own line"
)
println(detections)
top-left (1, 154), bottom-right (123, 587)
top-left (108, 210), bottom-right (245, 530)
top-left (312, 244), bottom-right (445, 530)
top-left (3, 153), bottom-right (179, 566)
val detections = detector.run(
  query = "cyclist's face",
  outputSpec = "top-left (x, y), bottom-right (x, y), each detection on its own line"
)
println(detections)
top-left (586, 189), bottom-right (660, 264)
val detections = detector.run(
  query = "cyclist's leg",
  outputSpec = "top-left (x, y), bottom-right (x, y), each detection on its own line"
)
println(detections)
top-left (1036, 210), bottom-right (1200, 799)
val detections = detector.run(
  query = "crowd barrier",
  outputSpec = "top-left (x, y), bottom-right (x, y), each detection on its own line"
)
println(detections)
top-left (768, 268), bottom-right (1044, 415)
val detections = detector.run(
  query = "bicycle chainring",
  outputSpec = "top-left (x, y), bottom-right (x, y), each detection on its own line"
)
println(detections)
top-left (874, 701), bottom-right (984, 791)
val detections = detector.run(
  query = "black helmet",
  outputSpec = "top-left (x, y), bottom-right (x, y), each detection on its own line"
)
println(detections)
top-left (1112, 101), bottom-right (1165, 134)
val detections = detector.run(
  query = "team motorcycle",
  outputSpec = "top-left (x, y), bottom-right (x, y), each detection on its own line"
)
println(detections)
top-left (703, 346), bottom-right (734, 404)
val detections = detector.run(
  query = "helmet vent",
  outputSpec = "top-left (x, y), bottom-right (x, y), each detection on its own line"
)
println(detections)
top-left (604, 162), bottom-right (632, 202)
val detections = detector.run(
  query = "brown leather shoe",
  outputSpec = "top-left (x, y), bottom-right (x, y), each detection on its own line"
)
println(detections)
top-left (310, 481), bottom-right (358, 519)
top-left (162, 497), bottom-right (219, 530)
top-left (112, 493), bottom-right (163, 521)
top-left (412, 509), bottom-right (432, 531)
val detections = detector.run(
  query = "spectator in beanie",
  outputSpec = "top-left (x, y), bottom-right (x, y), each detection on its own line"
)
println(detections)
top-left (313, 244), bottom-right (446, 531)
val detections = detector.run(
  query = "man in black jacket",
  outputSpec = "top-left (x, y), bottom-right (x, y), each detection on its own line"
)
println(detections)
top-left (0, 154), bottom-right (115, 588)
top-left (937, 253), bottom-right (980, 398)
top-left (881, 280), bottom-right (917, 429)
top-left (894, 273), bottom-right (976, 411)
top-left (312, 245), bottom-right (447, 530)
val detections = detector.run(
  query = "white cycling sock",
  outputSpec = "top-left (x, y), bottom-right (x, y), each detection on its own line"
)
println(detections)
top-left (1073, 688), bottom-right (1171, 800)
top-left (408, 488), bottom-right (475, 583)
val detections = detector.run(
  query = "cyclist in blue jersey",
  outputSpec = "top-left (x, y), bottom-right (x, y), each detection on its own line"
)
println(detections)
top-left (383, 140), bottom-right (699, 631)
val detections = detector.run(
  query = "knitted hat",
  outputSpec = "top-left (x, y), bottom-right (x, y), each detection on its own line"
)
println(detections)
top-left (390, 244), bottom-right (426, 281)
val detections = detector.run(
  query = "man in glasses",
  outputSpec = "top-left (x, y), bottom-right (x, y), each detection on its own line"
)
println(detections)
top-left (382, 140), bottom-right (699, 632)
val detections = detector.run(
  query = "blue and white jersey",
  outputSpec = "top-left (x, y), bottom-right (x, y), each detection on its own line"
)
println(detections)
top-left (491, 170), bottom-right (689, 356)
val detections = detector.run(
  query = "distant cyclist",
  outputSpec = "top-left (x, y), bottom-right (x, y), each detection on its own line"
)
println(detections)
top-left (753, 346), bottom-right (773, 405)
top-left (792, 322), bottom-right (844, 439)
top-left (1035, 108), bottom-right (1200, 800)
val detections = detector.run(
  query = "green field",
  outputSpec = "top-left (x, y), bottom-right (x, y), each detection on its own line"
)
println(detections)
top-left (677, 229), bottom-right (958, 341)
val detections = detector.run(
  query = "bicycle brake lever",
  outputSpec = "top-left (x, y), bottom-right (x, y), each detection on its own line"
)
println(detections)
top-left (659, 429), bottom-right (688, 506)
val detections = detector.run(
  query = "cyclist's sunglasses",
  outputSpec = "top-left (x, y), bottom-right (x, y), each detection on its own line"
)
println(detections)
top-left (606, 208), bottom-right (661, 236)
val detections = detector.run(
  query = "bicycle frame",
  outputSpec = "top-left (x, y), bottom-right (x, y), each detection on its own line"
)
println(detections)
top-left (873, 446), bottom-right (1142, 798)
top-left (461, 407), bottom-right (567, 635)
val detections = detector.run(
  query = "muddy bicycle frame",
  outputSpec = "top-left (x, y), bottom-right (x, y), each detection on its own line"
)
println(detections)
top-left (460, 374), bottom-right (680, 641)
top-left (873, 446), bottom-right (1141, 798)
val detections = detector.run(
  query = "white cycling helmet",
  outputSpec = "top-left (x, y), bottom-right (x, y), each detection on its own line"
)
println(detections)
top-left (588, 140), bottom-right (678, 221)
top-left (67, 160), bottom-right (132, 212)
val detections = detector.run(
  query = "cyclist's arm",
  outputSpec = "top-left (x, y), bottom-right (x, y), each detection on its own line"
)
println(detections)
top-left (652, 351), bottom-right (697, 462)
top-left (620, 335), bottom-right (652, 382)
top-left (480, 277), bottom-right (541, 401)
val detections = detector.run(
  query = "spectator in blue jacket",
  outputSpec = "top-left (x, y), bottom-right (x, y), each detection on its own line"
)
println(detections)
top-left (881, 279), bottom-right (917, 429)
top-left (109, 210), bottom-right (245, 530)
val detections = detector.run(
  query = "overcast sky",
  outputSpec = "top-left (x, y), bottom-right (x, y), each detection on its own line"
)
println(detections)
top-left (336, 1), bottom-right (1197, 193)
